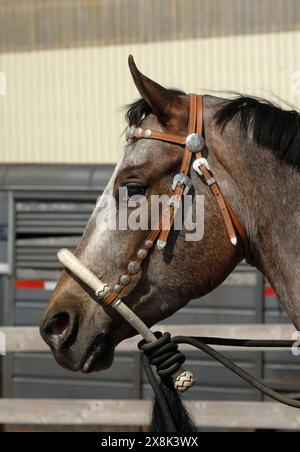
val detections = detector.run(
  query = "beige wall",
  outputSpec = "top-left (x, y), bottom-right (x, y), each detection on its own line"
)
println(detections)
top-left (1, 30), bottom-right (300, 163)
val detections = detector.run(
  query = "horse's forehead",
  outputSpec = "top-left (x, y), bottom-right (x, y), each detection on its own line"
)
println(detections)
top-left (123, 114), bottom-right (164, 167)
top-left (123, 142), bottom-right (157, 167)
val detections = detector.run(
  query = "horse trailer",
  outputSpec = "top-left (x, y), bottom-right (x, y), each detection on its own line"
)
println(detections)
top-left (0, 164), bottom-right (297, 428)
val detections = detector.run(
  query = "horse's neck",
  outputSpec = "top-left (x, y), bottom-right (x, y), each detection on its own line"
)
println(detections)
top-left (207, 119), bottom-right (300, 328)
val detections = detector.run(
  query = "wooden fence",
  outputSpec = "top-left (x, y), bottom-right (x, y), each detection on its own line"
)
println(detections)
top-left (0, 324), bottom-right (299, 431)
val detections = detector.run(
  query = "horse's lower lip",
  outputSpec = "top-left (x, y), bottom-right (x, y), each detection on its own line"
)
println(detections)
top-left (81, 341), bottom-right (108, 373)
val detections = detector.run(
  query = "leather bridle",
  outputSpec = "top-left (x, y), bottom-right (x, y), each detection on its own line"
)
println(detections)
top-left (57, 95), bottom-right (300, 413)
top-left (103, 94), bottom-right (250, 305)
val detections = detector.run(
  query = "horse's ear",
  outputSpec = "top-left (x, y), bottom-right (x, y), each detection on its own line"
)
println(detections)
top-left (128, 55), bottom-right (185, 127)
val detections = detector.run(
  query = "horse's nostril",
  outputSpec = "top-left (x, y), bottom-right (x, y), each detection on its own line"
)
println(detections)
top-left (46, 312), bottom-right (70, 337)
top-left (42, 310), bottom-right (77, 351)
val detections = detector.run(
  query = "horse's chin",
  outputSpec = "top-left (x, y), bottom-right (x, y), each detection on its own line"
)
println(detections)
top-left (52, 336), bottom-right (116, 374)
top-left (80, 344), bottom-right (115, 373)
top-left (81, 350), bottom-right (115, 373)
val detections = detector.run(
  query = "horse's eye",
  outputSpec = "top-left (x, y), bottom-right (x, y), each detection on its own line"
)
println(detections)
top-left (127, 185), bottom-right (146, 198)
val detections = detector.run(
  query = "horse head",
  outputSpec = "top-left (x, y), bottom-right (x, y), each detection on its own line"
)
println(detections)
top-left (40, 57), bottom-right (251, 373)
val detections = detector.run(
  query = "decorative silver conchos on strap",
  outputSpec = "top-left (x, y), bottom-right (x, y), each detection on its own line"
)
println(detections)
top-left (126, 126), bottom-right (152, 140)
top-left (120, 274), bottom-right (131, 285)
top-left (126, 126), bottom-right (135, 140)
top-left (128, 261), bottom-right (141, 274)
top-left (186, 133), bottom-right (205, 153)
top-left (136, 127), bottom-right (143, 137)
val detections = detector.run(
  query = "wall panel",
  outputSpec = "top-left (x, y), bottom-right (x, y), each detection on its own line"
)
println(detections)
top-left (1, 31), bottom-right (300, 163)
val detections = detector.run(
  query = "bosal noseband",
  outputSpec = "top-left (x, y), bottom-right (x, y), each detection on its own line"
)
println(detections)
top-left (58, 94), bottom-right (251, 393)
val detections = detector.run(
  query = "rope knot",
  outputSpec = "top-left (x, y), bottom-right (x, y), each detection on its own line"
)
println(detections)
top-left (138, 332), bottom-right (186, 378)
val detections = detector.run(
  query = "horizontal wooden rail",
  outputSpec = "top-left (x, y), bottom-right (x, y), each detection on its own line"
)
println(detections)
top-left (0, 399), bottom-right (300, 430)
top-left (0, 326), bottom-right (299, 431)
top-left (0, 324), bottom-right (296, 352)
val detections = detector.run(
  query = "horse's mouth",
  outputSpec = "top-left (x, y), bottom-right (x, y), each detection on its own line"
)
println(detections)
top-left (80, 335), bottom-right (114, 373)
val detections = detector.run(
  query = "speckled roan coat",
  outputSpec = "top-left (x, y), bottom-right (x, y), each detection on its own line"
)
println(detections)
top-left (40, 57), bottom-right (300, 375)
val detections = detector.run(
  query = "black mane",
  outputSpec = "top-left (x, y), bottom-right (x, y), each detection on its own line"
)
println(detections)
top-left (125, 91), bottom-right (300, 170)
top-left (125, 89), bottom-right (186, 126)
top-left (215, 96), bottom-right (300, 169)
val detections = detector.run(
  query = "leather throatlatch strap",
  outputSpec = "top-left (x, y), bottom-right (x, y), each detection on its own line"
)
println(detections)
top-left (193, 95), bottom-right (250, 257)
top-left (103, 94), bottom-right (250, 306)
top-left (193, 96), bottom-right (238, 246)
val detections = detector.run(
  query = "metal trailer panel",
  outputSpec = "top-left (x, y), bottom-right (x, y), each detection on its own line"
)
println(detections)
top-left (13, 353), bottom-right (136, 383)
top-left (12, 379), bottom-right (138, 400)
top-left (0, 164), bottom-right (296, 408)
top-left (0, 192), bottom-right (9, 326)
top-left (0, 192), bottom-right (8, 263)
top-left (0, 165), bottom-right (115, 190)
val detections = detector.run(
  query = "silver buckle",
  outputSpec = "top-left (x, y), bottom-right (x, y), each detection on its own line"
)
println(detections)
top-left (172, 174), bottom-right (192, 195)
top-left (193, 158), bottom-right (211, 177)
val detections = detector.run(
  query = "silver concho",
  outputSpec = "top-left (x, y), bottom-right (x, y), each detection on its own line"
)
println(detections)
top-left (157, 240), bottom-right (167, 250)
top-left (144, 129), bottom-right (152, 138)
top-left (136, 127), bottom-right (143, 137)
top-left (128, 261), bottom-right (141, 274)
top-left (114, 285), bottom-right (123, 293)
top-left (186, 133), bottom-right (205, 153)
top-left (126, 126), bottom-right (135, 140)
top-left (145, 240), bottom-right (154, 249)
top-left (120, 274), bottom-right (131, 286)
top-left (137, 249), bottom-right (148, 260)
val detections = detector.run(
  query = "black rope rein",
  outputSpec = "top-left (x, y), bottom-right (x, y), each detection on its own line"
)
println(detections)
top-left (139, 333), bottom-right (300, 432)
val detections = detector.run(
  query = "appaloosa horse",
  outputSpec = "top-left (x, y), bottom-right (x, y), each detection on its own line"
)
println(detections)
top-left (40, 56), bottom-right (300, 389)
